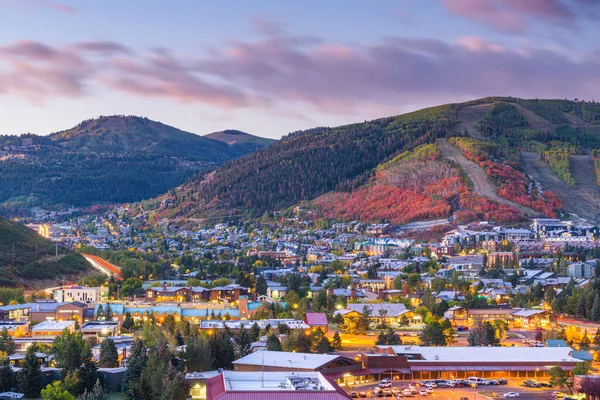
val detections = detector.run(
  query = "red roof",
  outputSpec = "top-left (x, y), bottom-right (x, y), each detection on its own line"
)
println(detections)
top-left (206, 374), bottom-right (226, 399)
top-left (213, 392), bottom-right (350, 400)
top-left (304, 312), bottom-right (328, 326)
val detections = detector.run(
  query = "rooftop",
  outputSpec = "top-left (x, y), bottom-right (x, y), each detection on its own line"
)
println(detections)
top-left (31, 320), bottom-right (75, 331)
top-left (232, 351), bottom-right (340, 370)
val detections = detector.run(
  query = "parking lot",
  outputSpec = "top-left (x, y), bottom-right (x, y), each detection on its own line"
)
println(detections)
top-left (346, 380), bottom-right (559, 400)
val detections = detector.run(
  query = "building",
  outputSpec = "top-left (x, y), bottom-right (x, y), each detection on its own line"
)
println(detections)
top-left (0, 321), bottom-right (29, 337)
top-left (29, 301), bottom-right (90, 323)
top-left (334, 303), bottom-right (418, 327)
top-left (304, 312), bottom-right (328, 333)
top-left (444, 307), bottom-right (553, 328)
top-left (81, 321), bottom-right (121, 339)
top-left (232, 351), bottom-right (362, 375)
top-left (144, 284), bottom-right (249, 303)
top-left (567, 261), bottom-right (597, 279)
top-left (185, 370), bottom-right (350, 400)
top-left (0, 304), bottom-right (31, 322)
top-left (31, 320), bottom-right (76, 338)
top-left (368, 345), bottom-right (586, 380)
top-left (54, 286), bottom-right (108, 303)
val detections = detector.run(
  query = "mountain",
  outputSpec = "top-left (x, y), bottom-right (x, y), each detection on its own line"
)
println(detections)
top-left (0, 216), bottom-right (89, 287)
top-left (155, 97), bottom-right (600, 225)
top-left (205, 129), bottom-right (276, 155)
top-left (0, 116), bottom-right (274, 211)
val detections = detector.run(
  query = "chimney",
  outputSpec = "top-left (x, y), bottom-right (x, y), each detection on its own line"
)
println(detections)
top-left (378, 289), bottom-right (385, 300)
top-left (351, 283), bottom-right (357, 300)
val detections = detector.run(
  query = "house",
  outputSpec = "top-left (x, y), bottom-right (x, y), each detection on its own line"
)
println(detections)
top-left (266, 286), bottom-right (287, 300)
top-left (0, 321), bottom-right (29, 337)
top-left (435, 291), bottom-right (464, 302)
top-left (0, 304), bottom-right (31, 322)
top-left (304, 312), bottom-right (328, 333)
top-left (567, 260), bottom-right (597, 279)
top-left (232, 351), bottom-right (362, 375)
top-left (0, 392), bottom-right (24, 399)
top-left (29, 301), bottom-right (89, 323)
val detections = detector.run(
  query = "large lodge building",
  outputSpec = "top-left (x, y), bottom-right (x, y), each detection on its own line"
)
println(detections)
top-left (144, 284), bottom-right (249, 303)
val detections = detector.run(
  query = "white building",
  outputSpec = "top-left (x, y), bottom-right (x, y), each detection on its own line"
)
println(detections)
top-left (54, 286), bottom-right (108, 303)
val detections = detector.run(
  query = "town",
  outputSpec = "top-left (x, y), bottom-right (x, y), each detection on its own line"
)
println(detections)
top-left (2, 211), bottom-right (600, 400)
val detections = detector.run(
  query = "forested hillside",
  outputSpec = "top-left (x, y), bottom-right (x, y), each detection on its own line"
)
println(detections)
top-left (0, 116), bottom-right (273, 211)
top-left (154, 97), bottom-right (600, 225)
top-left (0, 216), bottom-right (89, 287)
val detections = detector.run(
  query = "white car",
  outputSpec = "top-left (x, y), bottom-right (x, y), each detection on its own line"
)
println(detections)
top-left (402, 389), bottom-right (412, 397)
top-left (503, 392), bottom-right (520, 398)
top-left (425, 387), bottom-right (434, 394)
top-left (419, 390), bottom-right (427, 396)
top-left (379, 382), bottom-right (393, 388)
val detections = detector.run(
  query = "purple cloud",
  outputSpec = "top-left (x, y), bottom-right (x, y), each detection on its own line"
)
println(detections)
top-left (0, 33), bottom-right (599, 115)
top-left (441, 0), bottom-right (591, 33)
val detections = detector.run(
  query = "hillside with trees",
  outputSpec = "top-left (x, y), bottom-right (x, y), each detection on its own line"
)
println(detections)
top-left (0, 116), bottom-right (273, 212)
top-left (0, 216), bottom-right (89, 287)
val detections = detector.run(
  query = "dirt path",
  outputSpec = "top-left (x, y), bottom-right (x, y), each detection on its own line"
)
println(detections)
top-left (454, 104), bottom-right (492, 140)
top-left (437, 139), bottom-right (541, 217)
top-left (522, 152), bottom-right (600, 223)
top-left (511, 104), bottom-right (555, 131)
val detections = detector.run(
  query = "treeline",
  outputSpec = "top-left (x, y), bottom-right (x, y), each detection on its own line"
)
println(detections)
top-left (188, 105), bottom-right (460, 215)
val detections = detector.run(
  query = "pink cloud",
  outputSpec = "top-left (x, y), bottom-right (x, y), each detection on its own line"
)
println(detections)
top-left (0, 33), bottom-right (599, 116)
top-left (442, 0), bottom-right (582, 33)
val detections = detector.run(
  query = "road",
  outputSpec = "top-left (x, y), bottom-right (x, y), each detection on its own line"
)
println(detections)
top-left (82, 254), bottom-right (123, 279)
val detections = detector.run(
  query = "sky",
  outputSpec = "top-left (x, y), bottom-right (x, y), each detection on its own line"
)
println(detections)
top-left (0, 0), bottom-right (600, 139)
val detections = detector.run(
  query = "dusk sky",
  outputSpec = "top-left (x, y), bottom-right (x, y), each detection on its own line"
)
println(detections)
top-left (1, 0), bottom-right (599, 139)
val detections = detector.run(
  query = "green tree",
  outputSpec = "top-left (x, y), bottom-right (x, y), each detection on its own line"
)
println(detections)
top-left (236, 329), bottom-right (252, 358)
top-left (549, 366), bottom-right (569, 392)
top-left (0, 328), bottom-right (16, 355)
top-left (594, 328), bottom-right (600, 346)
top-left (332, 332), bottom-right (343, 350)
top-left (41, 381), bottom-right (74, 400)
top-left (249, 322), bottom-right (260, 342)
top-left (183, 334), bottom-right (214, 372)
top-left (314, 336), bottom-right (333, 353)
top-left (282, 330), bottom-right (310, 353)
top-left (0, 364), bottom-right (15, 392)
top-left (99, 338), bottom-right (119, 368)
top-left (77, 354), bottom-right (99, 394)
top-left (419, 322), bottom-right (446, 346)
top-left (51, 329), bottom-right (86, 373)
top-left (266, 333), bottom-right (282, 351)
top-left (356, 306), bottom-right (372, 334)
top-left (17, 345), bottom-right (42, 398)
top-left (210, 331), bottom-right (236, 369)
top-left (160, 362), bottom-right (190, 400)
top-left (255, 275), bottom-right (268, 296)
top-left (122, 312), bottom-right (135, 332)
top-left (467, 320), bottom-right (500, 346)
top-left (79, 379), bottom-right (109, 400)
top-left (123, 339), bottom-right (147, 400)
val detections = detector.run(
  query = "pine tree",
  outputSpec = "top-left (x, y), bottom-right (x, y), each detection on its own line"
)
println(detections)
top-left (17, 345), bottom-right (42, 398)
top-left (79, 379), bottom-right (109, 400)
top-left (314, 336), bottom-right (333, 353)
top-left (266, 333), bottom-right (282, 351)
top-left (255, 275), bottom-right (268, 296)
top-left (160, 362), bottom-right (190, 400)
top-left (236, 329), bottom-right (252, 358)
top-left (121, 312), bottom-right (134, 332)
top-left (249, 322), bottom-right (260, 342)
top-left (581, 332), bottom-right (591, 348)
top-left (593, 328), bottom-right (600, 346)
top-left (332, 332), bottom-right (343, 350)
top-left (592, 295), bottom-right (600, 322)
top-left (0, 364), bottom-right (15, 392)
top-left (183, 335), bottom-right (213, 372)
top-left (77, 354), bottom-right (99, 394)
top-left (99, 338), bottom-right (119, 368)
top-left (123, 339), bottom-right (147, 400)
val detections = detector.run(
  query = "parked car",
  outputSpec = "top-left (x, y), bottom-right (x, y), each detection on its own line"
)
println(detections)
top-left (359, 392), bottom-right (367, 398)
top-left (457, 326), bottom-right (469, 331)
top-left (408, 385), bottom-right (417, 394)
top-left (503, 392), bottom-right (520, 398)
top-left (383, 389), bottom-right (393, 397)
top-left (402, 389), bottom-right (413, 397)
top-left (445, 381), bottom-right (456, 387)
top-left (419, 390), bottom-right (427, 396)
top-left (539, 382), bottom-right (553, 388)
top-left (425, 387), bottom-right (434, 394)
top-left (498, 379), bottom-right (508, 385)
top-left (489, 380), bottom-right (499, 385)
top-left (480, 379), bottom-right (490, 385)
top-left (523, 380), bottom-right (541, 388)
top-left (379, 382), bottom-right (393, 388)
top-left (351, 392), bottom-right (358, 398)
top-left (552, 392), bottom-right (567, 399)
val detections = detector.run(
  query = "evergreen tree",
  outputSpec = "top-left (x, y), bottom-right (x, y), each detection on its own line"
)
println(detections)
top-left (210, 331), bottom-right (236, 369)
top-left (419, 322), bottom-right (446, 346)
top-left (77, 354), bottom-right (99, 394)
top-left (581, 332), bottom-right (591, 348)
top-left (236, 329), bottom-right (252, 358)
top-left (0, 328), bottom-right (16, 355)
top-left (96, 305), bottom-right (105, 320)
top-left (314, 336), bottom-right (333, 353)
top-left (17, 345), bottom-right (42, 398)
top-left (0, 364), bottom-right (15, 392)
top-left (332, 332), bottom-right (343, 350)
top-left (99, 338), bottom-right (119, 368)
top-left (51, 329), bottom-right (86, 373)
top-left (160, 362), bottom-right (190, 400)
top-left (249, 322), bottom-right (260, 342)
top-left (592, 295), bottom-right (600, 322)
top-left (121, 312), bottom-right (134, 332)
top-left (594, 328), bottom-right (600, 346)
top-left (79, 379), bottom-right (109, 400)
top-left (104, 304), bottom-right (113, 321)
top-left (123, 339), bottom-right (147, 400)
top-left (255, 275), bottom-right (268, 296)
top-left (266, 333), bottom-right (282, 351)
top-left (183, 335), bottom-right (213, 372)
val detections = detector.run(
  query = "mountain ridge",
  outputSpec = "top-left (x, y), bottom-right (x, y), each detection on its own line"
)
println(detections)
top-left (151, 96), bottom-right (600, 225)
